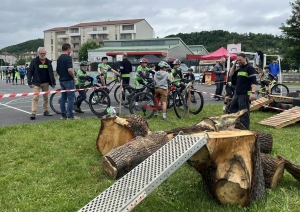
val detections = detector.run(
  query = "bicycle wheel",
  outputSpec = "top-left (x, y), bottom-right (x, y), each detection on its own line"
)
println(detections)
top-left (129, 92), bottom-right (156, 119)
top-left (49, 89), bottom-right (62, 114)
top-left (88, 89), bottom-right (111, 117)
top-left (255, 84), bottom-right (267, 98)
top-left (186, 90), bottom-right (204, 115)
top-left (271, 84), bottom-right (289, 96)
top-left (167, 91), bottom-right (174, 109)
top-left (173, 91), bottom-right (187, 118)
top-left (83, 89), bottom-right (89, 104)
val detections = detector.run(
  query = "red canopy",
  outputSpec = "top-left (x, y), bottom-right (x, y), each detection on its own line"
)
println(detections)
top-left (199, 47), bottom-right (237, 60)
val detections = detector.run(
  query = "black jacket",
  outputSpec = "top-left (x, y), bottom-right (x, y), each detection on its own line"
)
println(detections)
top-left (28, 56), bottom-right (56, 86)
top-left (119, 58), bottom-right (132, 76)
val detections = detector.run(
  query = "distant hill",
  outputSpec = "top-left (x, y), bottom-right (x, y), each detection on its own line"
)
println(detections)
top-left (0, 39), bottom-right (44, 55)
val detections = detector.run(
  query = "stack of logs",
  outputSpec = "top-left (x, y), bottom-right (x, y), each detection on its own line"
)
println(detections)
top-left (96, 112), bottom-right (300, 207)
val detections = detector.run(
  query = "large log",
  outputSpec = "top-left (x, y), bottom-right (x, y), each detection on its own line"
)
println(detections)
top-left (255, 132), bottom-right (273, 154)
top-left (101, 131), bottom-right (169, 179)
top-left (195, 109), bottom-right (248, 131)
top-left (188, 130), bottom-right (265, 206)
top-left (277, 155), bottom-right (300, 182)
top-left (260, 154), bottom-right (285, 188)
top-left (96, 114), bottom-right (150, 155)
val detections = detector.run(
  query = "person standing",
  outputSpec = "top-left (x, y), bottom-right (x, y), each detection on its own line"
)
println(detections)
top-left (213, 57), bottom-right (227, 101)
top-left (229, 53), bottom-right (257, 130)
top-left (28, 47), bottom-right (56, 120)
top-left (14, 68), bottom-right (19, 85)
top-left (119, 52), bottom-right (132, 85)
top-left (56, 43), bottom-right (79, 120)
top-left (269, 59), bottom-right (280, 77)
top-left (19, 66), bottom-right (26, 85)
top-left (5, 67), bottom-right (11, 85)
top-left (11, 66), bottom-right (18, 85)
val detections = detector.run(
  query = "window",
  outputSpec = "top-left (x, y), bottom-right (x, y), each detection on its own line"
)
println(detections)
top-left (92, 35), bottom-right (96, 39)
top-left (51, 39), bottom-right (53, 45)
top-left (122, 24), bottom-right (134, 30)
top-left (103, 27), bottom-right (107, 31)
top-left (51, 46), bottom-right (53, 52)
top-left (102, 35), bottom-right (107, 39)
top-left (115, 34), bottom-right (118, 40)
top-left (93, 27), bottom-right (97, 31)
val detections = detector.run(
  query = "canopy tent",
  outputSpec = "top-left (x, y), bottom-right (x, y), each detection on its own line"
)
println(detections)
top-left (199, 47), bottom-right (237, 61)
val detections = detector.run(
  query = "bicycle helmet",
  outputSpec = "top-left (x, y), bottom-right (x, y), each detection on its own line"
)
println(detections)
top-left (172, 59), bottom-right (181, 65)
top-left (80, 61), bottom-right (88, 66)
top-left (264, 65), bottom-right (270, 69)
top-left (158, 61), bottom-right (170, 69)
top-left (139, 58), bottom-right (149, 63)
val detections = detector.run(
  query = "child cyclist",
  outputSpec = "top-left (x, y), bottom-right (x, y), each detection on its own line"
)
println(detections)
top-left (74, 61), bottom-right (93, 113)
top-left (171, 59), bottom-right (185, 93)
top-left (154, 61), bottom-right (171, 121)
top-left (260, 65), bottom-right (275, 94)
top-left (134, 58), bottom-right (150, 88)
top-left (97, 56), bottom-right (120, 86)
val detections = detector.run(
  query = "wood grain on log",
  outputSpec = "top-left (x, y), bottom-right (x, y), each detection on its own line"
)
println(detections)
top-left (255, 132), bottom-right (273, 154)
top-left (260, 154), bottom-right (285, 188)
top-left (277, 155), bottom-right (300, 182)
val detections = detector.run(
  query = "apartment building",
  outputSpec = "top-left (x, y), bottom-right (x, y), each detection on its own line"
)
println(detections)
top-left (0, 52), bottom-right (17, 66)
top-left (44, 19), bottom-right (154, 64)
top-left (21, 51), bottom-right (38, 59)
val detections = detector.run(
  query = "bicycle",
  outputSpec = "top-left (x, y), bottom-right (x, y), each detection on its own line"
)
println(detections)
top-left (49, 79), bottom-right (110, 117)
top-left (256, 79), bottom-right (289, 98)
top-left (181, 79), bottom-right (204, 115)
top-left (129, 82), bottom-right (187, 119)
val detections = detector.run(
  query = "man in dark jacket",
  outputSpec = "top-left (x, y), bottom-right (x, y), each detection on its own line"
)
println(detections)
top-left (213, 57), bottom-right (227, 100)
top-left (119, 52), bottom-right (132, 85)
top-left (28, 47), bottom-right (56, 120)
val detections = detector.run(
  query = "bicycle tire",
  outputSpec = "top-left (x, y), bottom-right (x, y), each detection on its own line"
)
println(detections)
top-left (271, 84), bottom-right (289, 96)
top-left (49, 89), bottom-right (62, 114)
top-left (88, 89), bottom-right (111, 117)
top-left (173, 91), bottom-right (187, 118)
top-left (129, 92), bottom-right (156, 119)
top-left (167, 91), bottom-right (174, 109)
top-left (186, 90), bottom-right (204, 115)
top-left (84, 89), bottom-right (89, 104)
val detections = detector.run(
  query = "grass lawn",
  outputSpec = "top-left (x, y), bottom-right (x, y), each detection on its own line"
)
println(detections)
top-left (0, 105), bottom-right (300, 212)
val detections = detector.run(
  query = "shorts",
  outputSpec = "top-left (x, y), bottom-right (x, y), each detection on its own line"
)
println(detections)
top-left (261, 81), bottom-right (270, 87)
top-left (20, 75), bottom-right (25, 79)
top-left (155, 88), bottom-right (168, 102)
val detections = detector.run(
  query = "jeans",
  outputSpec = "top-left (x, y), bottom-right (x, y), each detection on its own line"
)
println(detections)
top-left (6, 76), bottom-right (11, 84)
top-left (60, 80), bottom-right (75, 118)
top-left (215, 82), bottom-right (224, 99)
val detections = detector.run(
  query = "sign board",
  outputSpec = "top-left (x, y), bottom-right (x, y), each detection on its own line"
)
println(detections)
top-left (227, 43), bottom-right (241, 53)
top-left (199, 60), bottom-right (218, 65)
top-left (116, 55), bottom-right (123, 61)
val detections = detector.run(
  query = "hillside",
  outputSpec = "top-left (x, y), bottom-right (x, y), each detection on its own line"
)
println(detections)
top-left (165, 30), bottom-right (286, 55)
top-left (0, 39), bottom-right (44, 55)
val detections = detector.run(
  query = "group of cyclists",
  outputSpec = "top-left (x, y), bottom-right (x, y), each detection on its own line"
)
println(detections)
top-left (73, 56), bottom-right (196, 119)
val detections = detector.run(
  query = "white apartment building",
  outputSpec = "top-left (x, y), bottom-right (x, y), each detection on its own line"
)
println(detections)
top-left (0, 52), bottom-right (17, 66)
top-left (44, 18), bottom-right (154, 65)
top-left (21, 52), bottom-right (38, 59)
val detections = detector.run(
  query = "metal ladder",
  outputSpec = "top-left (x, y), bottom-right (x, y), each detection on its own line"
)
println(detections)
top-left (78, 135), bottom-right (207, 212)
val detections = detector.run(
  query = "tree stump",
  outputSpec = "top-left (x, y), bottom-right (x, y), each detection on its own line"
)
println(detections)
top-left (278, 155), bottom-right (300, 182)
top-left (96, 114), bottom-right (150, 155)
top-left (260, 154), bottom-right (285, 188)
top-left (101, 131), bottom-right (169, 179)
top-left (255, 132), bottom-right (273, 154)
top-left (188, 130), bottom-right (265, 206)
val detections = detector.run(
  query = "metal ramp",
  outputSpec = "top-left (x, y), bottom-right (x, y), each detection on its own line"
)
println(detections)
top-left (250, 97), bottom-right (273, 111)
top-left (259, 106), bottom-right (300, 128)
top-left (78, 135), bottom-right (206, 212)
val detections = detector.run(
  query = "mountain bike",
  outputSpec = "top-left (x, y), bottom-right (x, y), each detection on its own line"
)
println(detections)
top-left (256, 79), bottom-right (289, 98)
top-left (129, 82), bottom-right (187, 119)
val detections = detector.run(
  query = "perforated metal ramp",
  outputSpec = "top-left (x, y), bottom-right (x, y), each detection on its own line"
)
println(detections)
top-left (259, 106), bottom-right (300, 128)
top-left (78, 135), bottom-right (206, 212)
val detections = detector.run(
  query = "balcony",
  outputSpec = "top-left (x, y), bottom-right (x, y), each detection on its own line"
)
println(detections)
top-left (120, 25), bottom-right (136, 34)
top-left (72, 47), bottom-right (80, 51)
top-left (57, 41), bottom-right (64, 45)
top-left (57, 34), bottom-right (67, 38)
top-left (87, 38), bottom-right (108, 43)
top-left (87, 30), bottom-right (109, 35)
top-left (69, 32), bottom-right (80, 37)
top-left (71, 40), bottom-right (81, 44)
top-left (72, 55), bottom-right (78, 59)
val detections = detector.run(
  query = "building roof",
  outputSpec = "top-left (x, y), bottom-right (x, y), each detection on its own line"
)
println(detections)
top-left (22, 52), bottom-right (38, 55)
top-left (89, 45), bottom-right (179, 52)
top-left (44, 27), bottom-right (68, 32)
top-left (188, 45), bottom-right (209, 55)
top-left (70, 19), bottom-right (145, 27)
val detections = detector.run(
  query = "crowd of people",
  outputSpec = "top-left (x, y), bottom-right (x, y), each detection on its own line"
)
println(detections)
top-left (1, 64), bottom-right (28, 85)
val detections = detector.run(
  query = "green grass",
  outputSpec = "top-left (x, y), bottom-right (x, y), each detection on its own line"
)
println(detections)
top-left (0, 105), bottom-right (300, 212)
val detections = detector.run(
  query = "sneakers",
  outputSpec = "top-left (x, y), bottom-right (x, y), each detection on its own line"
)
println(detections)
top-left (162, 117), bottom-right (169, 121)
top-left (43, 111), bottom-right (53, 116)
top-left (154, 111), bottom-right (158, 116)
top-left (74, 108), bottom-right (84, 113)
top-left (30, 114), bottom-right (36, 120)
top-left (67, 116), bottom-right (81, 120)
top-left (60, 116), bottom-right (67, 120)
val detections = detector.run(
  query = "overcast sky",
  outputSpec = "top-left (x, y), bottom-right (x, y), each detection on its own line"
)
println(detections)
top-left (0, 0), bottom-right (292, 49)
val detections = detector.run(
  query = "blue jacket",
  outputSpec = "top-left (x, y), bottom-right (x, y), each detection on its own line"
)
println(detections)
top-left (269, 63), bottom-right (280, 76)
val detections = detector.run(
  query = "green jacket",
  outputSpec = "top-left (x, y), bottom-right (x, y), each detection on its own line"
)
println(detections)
top-left (171, 68), bottom-right (183, 85)
top-left (98, 63), bottom-right (111, 77)
top-left (76, 69), bottom-right (89, 87)
top-left (134, 65), bottom-right (150, 87)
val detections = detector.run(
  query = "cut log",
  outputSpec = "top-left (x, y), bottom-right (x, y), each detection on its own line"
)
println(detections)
top-left (189, 130), bottom-right (265, 206)
top-left (255, 132), bottom-right (273, 154)
top-left (260, 154), bottom-right (285, 188)
top-left (101, 131), bottom-right (169, 179)
top-left (96, 114), bottom-right (150, 155)
top-left (277, 155), bottom-right (300, 182)
top-left (195, 109), bottom-right (248, 131)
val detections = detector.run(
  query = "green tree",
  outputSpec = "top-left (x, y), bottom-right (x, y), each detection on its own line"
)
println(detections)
top-left (280, 0), bottom-right (300, 67)
top-left (16, 57), bottom-right (26, 65)
top-left (78, 41), bottom-right (100, 61)
top-left (26, 56), bottom-right (33, 63)
top-left (0, 39), bottom-right (43, 55)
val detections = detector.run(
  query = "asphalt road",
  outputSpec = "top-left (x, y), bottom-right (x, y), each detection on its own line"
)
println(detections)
top-left (0, 79), bottom-right (299, 127)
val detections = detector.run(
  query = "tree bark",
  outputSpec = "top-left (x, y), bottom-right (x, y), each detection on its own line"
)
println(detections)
top-left (96, 114), bottom-right (150, 155)
top-left (188, 130), bottom-right (265, 206)
top-left (260, 154), bottom-right (285, 188)
top-left (101, 131), bottom-right (169, 179)
top-left (255, 132), bottom-right (273, 154)
top-left (277, 155), bottom-right (300, 182)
